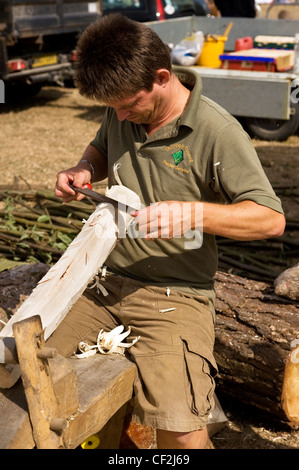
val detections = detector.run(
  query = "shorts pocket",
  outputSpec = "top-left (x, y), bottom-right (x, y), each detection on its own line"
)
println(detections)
top-left (181, 335), bottom-right (218, 417)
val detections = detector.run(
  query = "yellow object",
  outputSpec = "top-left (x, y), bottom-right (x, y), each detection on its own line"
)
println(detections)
top-left (223, 22), bottom-right (233, 38)
top-left (80, 433), bottom-right (101, 449)
top-left (197, 35), bottom-right (227, 68)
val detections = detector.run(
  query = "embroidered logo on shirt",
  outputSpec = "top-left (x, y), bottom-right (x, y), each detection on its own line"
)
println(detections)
top-left (172, 150), bottom-right (183, 165)
top-left (162, 144), bottom-right (192, 174)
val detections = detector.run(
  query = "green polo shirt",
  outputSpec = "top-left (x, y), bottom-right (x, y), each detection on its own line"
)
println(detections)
top-left (90, 66), bottom-right (283, 307)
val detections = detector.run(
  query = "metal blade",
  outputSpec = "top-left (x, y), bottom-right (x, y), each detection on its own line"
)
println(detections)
top-left (69, 185), bottom-right (139, 212)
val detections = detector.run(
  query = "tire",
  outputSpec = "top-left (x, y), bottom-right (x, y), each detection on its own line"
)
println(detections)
top-left (244, 104), bottom-right (299, 141)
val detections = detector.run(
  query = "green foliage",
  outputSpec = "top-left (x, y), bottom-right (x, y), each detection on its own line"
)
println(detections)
top-left (0, 189), bottom-right (94, 267)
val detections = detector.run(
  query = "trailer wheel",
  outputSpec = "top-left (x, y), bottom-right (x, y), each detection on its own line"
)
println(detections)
top-left (244, 104), bottom-right (299, 141)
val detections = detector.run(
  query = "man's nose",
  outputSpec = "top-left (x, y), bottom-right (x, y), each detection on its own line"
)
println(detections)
top-left (115, 109), bottom-right (130, 121)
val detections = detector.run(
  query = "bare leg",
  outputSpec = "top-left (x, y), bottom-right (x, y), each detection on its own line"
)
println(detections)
top-left (156, 427), bottom-right (208, 449)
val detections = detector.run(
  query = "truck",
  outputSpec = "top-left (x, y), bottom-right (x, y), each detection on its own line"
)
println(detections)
top-left (0, 0), bottom-right (101, 99)
top-left (149, 13), bottom-right (299, 141)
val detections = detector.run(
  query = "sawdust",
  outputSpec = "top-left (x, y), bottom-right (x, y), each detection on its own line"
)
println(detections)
top-left (0, 85), bottom-right (298, 450)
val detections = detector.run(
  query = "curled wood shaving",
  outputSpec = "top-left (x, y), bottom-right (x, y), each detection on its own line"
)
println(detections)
top-left (75, 325), bottom-right (140, 358)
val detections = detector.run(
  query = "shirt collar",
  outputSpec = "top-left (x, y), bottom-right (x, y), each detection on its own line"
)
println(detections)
top-left (172, 66), bottom-right (202, 130)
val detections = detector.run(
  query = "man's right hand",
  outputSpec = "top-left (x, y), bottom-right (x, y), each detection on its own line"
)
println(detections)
top-left (55, 164), bottom-right (92, 203)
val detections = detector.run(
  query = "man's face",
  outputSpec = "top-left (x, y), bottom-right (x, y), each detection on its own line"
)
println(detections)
top-left (107, 84), bottom-right (162, 125)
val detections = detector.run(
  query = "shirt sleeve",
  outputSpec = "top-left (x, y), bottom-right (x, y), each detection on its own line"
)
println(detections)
top-left (211, 123), bottom-right (284, 214)
top-left (89, 107), bottom-right (110, 157)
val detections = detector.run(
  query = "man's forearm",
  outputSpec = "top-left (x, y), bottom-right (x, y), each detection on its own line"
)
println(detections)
top-left (199, 200), bottom-right (285, 241)
top-left (132, 200), bottom-right (285, 241)
top-left (77, 144), bottom-right (108, 183)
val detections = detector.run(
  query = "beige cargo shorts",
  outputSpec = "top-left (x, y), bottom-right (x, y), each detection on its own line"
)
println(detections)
top-left (46, 274), bottom-right (218, 432)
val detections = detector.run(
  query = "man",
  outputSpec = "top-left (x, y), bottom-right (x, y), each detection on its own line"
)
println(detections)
top-left (51, 14), bottom-right (285, 449)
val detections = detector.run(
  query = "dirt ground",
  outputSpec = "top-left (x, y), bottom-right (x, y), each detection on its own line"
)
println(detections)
top-left (0, 85), bottom-right (299, 450)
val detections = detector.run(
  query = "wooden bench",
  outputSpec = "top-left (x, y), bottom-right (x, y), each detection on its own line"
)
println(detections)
top-left (0, 315), bottom-right (136, 449)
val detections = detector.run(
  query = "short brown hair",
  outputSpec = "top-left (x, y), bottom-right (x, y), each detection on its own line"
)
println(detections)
top-left (74, 13), bottom-right (172, 102)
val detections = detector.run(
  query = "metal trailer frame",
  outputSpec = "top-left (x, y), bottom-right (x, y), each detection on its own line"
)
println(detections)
top-left (148, 16), bottom-right (299, 121)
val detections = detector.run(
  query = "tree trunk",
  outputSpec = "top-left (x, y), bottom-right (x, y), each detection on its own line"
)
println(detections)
top-left (214, 271), bottom-right (299, 428)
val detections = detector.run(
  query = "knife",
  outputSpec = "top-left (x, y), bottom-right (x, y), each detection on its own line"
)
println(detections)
top-left (69, 184), bottom-right (139, 212)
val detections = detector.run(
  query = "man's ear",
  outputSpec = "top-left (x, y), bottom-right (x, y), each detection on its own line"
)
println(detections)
top-left (155, 69), bottom-right (171, 87)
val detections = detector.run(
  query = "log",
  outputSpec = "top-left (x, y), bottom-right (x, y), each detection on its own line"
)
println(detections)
top-left (214, 271), bottom-right (299, 428)
top-left (0, 185), bottom-right (141, 387)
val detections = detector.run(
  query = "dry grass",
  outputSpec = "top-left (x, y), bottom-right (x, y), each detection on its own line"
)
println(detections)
top-left (1, 86), bottom-right (105, 189)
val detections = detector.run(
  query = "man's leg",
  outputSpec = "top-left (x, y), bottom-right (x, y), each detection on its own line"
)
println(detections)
top-left (46, 281), bottom-right (121, 357)
top-left (156, 427), bottom-right (208, 449)
top-left (125, 284), bottom-right (217, 449)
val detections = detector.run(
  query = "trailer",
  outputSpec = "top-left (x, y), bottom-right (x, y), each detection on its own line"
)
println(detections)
top-left (149, 15), bottom-right (299, 140)
top-left (0, 0), bottom-right (101, 98)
